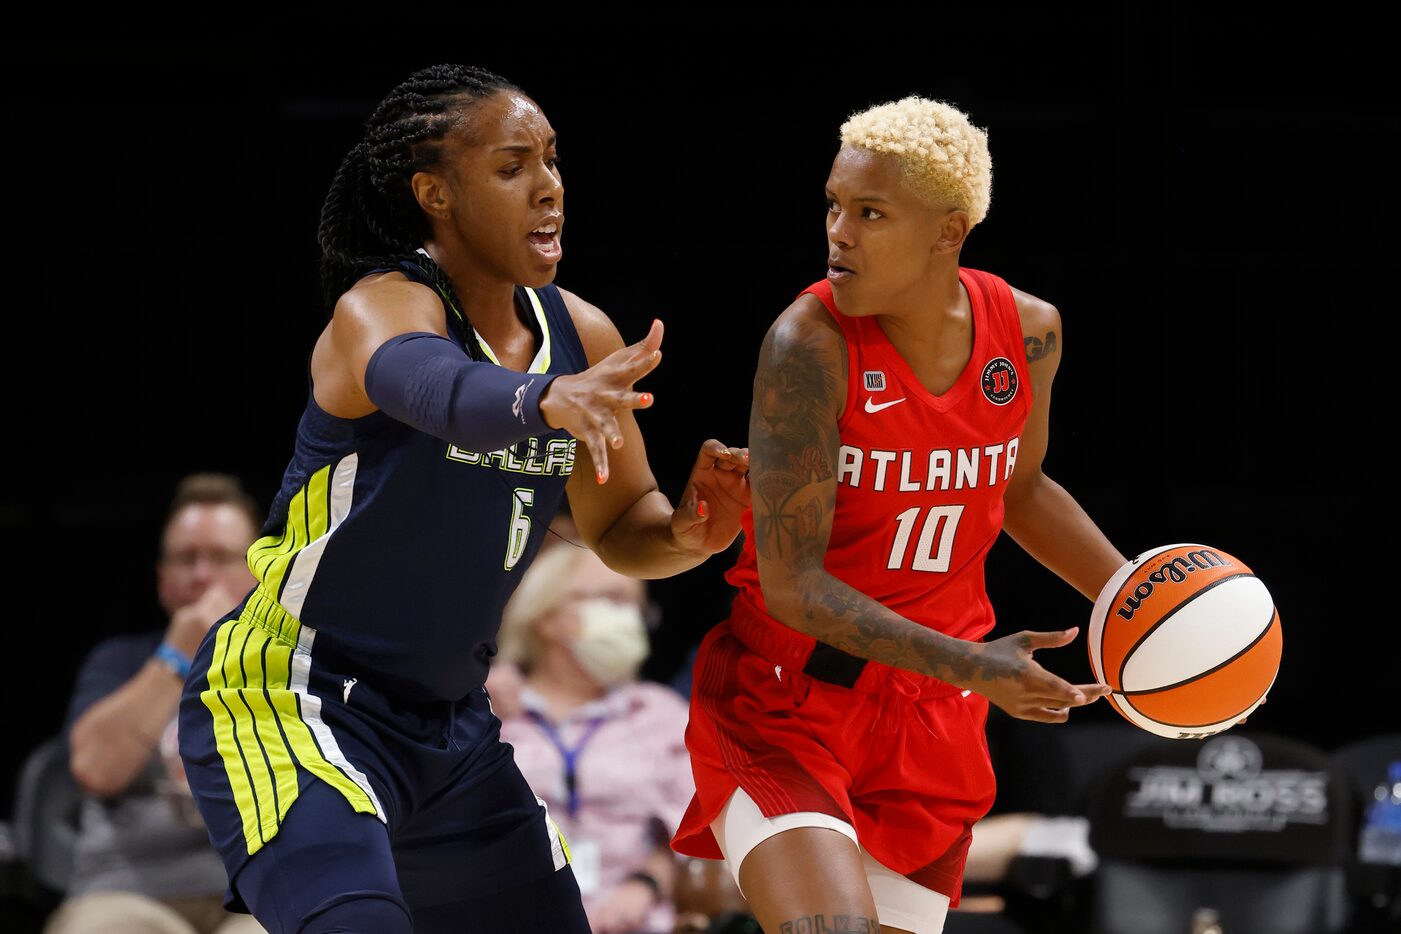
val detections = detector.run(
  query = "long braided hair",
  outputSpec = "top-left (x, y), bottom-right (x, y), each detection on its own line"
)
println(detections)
top-left (316, 64), bottom-right (523, 357)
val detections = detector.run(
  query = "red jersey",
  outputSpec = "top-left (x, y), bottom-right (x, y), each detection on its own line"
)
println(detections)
top-left (727, 267), bottom-right (1033, 644)
top-left (671, 268), bottom-right (1030, 893)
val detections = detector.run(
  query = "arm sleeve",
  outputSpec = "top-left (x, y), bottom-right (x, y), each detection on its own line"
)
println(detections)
top-left (363, 332), bottom-right (559, 453)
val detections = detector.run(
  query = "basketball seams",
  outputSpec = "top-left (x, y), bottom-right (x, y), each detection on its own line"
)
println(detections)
top-left (1101, 544), bottom-right (1178, 689)
top-left (1118, 684), bottom-right (1268, 731)
top-left (1121, 609), bottom-right (1280, 697)
top-left (1113, 621), bottom-right (1279, 733)
top-left (1113, 571), bottom-right (1258, 690)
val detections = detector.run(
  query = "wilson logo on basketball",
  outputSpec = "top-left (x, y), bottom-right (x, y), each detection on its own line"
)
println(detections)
top-left (980, 357), bottom-right (1017, 405)
top-left (1117, 549), bottom-right (1233, 621)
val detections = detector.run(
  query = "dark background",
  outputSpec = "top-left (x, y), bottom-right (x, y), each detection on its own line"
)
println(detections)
top-left (2, 6), bottom-right (1395, 814)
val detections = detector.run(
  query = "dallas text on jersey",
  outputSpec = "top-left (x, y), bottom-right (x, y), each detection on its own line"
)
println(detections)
top-left (446, 436), bottom-right (578, 476)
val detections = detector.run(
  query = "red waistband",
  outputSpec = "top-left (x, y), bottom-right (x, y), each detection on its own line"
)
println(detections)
top-left (727, 591), bottom-right (964, 699)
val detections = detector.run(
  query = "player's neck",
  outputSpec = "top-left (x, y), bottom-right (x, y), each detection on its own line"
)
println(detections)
top-left (419, 240), bottom-right (522, 338)
top-left (875, 265), bottom-right (969, 353)
top-left (527, 646), bottom-right (607, 721)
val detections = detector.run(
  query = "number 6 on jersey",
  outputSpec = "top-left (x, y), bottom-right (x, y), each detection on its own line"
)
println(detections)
top-left (505, 488), bottom-right (534, 570)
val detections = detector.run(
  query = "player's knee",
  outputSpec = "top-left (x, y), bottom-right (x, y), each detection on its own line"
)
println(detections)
top-left (297, 893), bottom-right (413, 934)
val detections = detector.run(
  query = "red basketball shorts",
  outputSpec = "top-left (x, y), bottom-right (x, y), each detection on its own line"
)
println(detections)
top-left (671, 603), bottom-right (997, 906)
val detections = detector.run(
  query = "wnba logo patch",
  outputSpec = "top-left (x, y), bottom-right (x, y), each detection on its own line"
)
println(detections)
top-left (863, 371), bottom-right (886, 392)
top-left (980, 357), bottom-right (1018, 405)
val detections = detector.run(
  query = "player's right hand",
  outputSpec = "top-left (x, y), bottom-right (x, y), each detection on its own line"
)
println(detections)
top-left (539, 319), bottom-right (663, 483)
top-left (970, 626), bottom-right (1111, 723)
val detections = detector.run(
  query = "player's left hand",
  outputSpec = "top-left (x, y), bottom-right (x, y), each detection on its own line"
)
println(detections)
top-left (671, 439), bottom-right (749, 556)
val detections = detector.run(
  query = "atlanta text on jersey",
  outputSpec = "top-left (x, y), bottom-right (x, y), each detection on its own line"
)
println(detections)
top-left (837, 438), bottom-right (1021, 492)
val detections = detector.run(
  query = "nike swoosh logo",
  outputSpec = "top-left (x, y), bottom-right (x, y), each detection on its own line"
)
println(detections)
top-left (864, 397), bottom-right (907, 413)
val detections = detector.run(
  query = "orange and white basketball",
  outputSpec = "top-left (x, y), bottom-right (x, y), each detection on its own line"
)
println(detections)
top-left (1088, 544), bottom-right (1280, 739)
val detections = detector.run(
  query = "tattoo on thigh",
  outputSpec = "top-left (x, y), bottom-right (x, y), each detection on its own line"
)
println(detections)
top-left (779, 915), bottom-right (879, 933)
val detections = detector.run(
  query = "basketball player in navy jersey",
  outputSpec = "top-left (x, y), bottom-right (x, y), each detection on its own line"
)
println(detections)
top-left (176, 65), bottom-right (748, 934)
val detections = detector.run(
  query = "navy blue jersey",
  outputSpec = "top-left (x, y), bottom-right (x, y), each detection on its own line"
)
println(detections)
top-left (248, 256), bottom-right (588, 703)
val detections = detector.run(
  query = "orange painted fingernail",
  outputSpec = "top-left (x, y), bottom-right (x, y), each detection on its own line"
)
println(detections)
top-left (640, 393), bottom-right (653, 406)
top-left (697, 500), bottom-right (708, 518)
top-left (597, 470), bottom-right (606, 484)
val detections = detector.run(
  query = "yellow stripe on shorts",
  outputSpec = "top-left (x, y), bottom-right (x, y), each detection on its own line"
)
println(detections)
top-left (200, 588), bottom-right (381, 856)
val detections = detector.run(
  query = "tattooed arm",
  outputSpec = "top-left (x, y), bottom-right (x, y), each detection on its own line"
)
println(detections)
top-left (1001, 289), bottom-right (1126, 600)
top-left (751, 297), bottom-right (1106, 722)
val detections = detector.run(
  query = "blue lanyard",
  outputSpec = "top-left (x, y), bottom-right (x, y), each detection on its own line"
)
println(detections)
top-left (527, 710), bottom-right (607, 818)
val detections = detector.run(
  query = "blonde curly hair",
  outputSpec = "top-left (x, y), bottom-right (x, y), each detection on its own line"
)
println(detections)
top-left (839, 96), bottom-right (992, 226)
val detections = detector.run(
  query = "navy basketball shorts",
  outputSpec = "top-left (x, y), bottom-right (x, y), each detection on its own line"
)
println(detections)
top-left (177, 587), bottom-right (589, 933)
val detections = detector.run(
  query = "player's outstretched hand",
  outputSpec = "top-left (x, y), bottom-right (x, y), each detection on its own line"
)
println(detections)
top-left (971, 626), bottom-right (1111, 723)
top-left (671, 439), bottom-right (750, 556)
top-left (540, 319), bottom-right (664, 483)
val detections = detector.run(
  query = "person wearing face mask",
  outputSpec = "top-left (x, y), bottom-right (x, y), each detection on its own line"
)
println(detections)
top-left (495, 542), bottom-right (695, 934)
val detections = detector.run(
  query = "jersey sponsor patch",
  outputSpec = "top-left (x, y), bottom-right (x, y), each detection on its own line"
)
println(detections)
top-left (863, 370), bottom-right (886, 392)
top-left (980, 357), bottom-right (1018, 405)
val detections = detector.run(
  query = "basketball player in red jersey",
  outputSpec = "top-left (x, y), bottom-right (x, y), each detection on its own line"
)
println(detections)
top-left (671, 97), bottom-right (1127, 934)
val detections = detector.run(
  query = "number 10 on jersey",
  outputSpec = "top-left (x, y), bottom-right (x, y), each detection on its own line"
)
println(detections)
top-left (888, 504), bottom-right (964, 572)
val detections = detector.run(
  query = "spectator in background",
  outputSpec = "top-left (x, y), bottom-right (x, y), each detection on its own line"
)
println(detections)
top-left (493, 542), bottom-right (694, 934)
top-left (45, 474), bottom-right (265, 934)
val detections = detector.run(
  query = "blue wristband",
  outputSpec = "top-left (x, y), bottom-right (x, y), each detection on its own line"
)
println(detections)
top-left (154, 643), bottom-right (192, 680)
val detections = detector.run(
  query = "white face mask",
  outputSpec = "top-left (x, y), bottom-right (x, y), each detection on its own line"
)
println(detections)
top-left (568, 598), bottom-right (648, 688)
